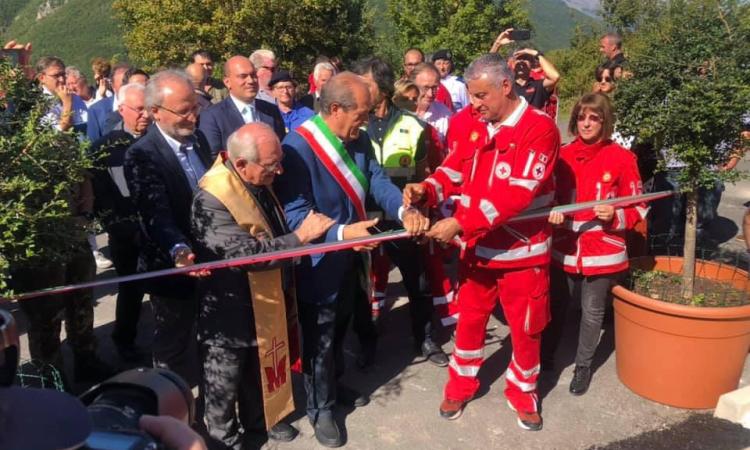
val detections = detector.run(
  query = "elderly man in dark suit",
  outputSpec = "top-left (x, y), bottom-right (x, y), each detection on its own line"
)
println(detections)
top-left (124, 69), bottom-right (212, 384)
top-left (198, 55), bottom-right (285, 157)
top-left (192, 122), bottom-right (335, 449)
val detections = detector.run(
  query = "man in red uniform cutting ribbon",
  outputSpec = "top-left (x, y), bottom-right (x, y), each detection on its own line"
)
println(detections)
top-left (404, 53), bottom-right (560, 431)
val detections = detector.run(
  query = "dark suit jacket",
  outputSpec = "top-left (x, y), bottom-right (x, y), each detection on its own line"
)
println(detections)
top-left (90, 129), bottom-right (140, 239)
top-left (275, 129), bottom-right (402, 305)
top-left (299, 93), bottom-right (320, 113)
top-left (191, 167), bottom-right (299, 347)
top-left (198, 96), bottom-right (286, 157)
top-left (87, 96), bottom-right (114, 142)
top-left (123, 124), bottom-right (213, 298)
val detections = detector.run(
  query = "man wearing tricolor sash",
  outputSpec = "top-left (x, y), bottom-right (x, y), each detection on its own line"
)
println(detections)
top-left (191, 123), bottom-right (335, 449)
top-left (275, 72), bottom-right (429, 447)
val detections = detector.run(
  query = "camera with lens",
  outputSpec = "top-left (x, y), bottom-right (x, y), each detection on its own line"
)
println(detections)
top-left (0, 309), bottom-right (195, 450)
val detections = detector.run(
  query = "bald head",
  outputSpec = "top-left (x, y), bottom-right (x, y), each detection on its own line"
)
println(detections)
top-left (223, 55), bottom-right (259, 102)
top-left (319, 72), bottom-right (371, 117)
top-left (227, 123), bottom-right (283, 185)
top-left (319, 72), bottom-right (371, 142)
top-left (185, 62), bottom-right (207, 89)
top-left (227, 123), bottom-right (278, 162)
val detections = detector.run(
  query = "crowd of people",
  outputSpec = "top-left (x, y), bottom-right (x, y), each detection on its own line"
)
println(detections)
top-left (2, 27), bottom-right (748, 450)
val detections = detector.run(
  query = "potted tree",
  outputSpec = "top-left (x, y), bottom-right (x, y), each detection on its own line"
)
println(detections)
top-left (612, 0), bottom-right (750, 409)
top-left (0, 58), bottom-right (92, 296)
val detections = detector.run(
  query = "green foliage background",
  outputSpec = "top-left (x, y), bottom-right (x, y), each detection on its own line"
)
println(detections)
top-left (0, 62), bottom-right (93, 294)
top-left (2, 0), bottom-right (126, 78)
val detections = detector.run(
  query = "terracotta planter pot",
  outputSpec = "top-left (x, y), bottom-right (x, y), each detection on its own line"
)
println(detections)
top-left (613, 256), bottom-right (750, 409)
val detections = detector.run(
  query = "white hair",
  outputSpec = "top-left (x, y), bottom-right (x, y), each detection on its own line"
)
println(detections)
top-left (464, 53), bottom-right (514, 89)
top-left (249, 49), bottom-right (276, 68)
top-left (118, 82), bottom-right (146, 102)
top-left (313, 62), bottom-right (336, 83)
top-left (65, 66), bottom-right (83, 81)
top-left (144, 69), bottom-right (192, 109)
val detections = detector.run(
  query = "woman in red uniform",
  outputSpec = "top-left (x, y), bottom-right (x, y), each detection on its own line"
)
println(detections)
top-left (542, 92), bottom-right (647, 395)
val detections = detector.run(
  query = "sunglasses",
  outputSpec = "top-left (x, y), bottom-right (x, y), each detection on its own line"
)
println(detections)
top-left (577, 114), bottom-right (602, 123)
top-left (597, 76), bottom-right (613, 83)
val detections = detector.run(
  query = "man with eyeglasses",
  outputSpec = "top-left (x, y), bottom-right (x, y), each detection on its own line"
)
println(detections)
top-left (199, 55), bottom-right (286, 157)
top-left (36, 56), bottom-right (88, 134)
top-left (411, 62), bottom-right (453, 142)
top-left (124, 69), bottom-right (213, 384)
top-left (90, 83), bottom-right (151, 363)
top-left (192, 122), bottom-right (335, 448)
top-left (402, 48), bottom-right (454, 112)
top-left (250, 49), bottom-right (278, 104)
top-left (269, 70), bottom-right (314, 133)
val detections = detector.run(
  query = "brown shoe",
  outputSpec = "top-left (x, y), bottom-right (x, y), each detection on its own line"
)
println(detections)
top-left (439, 398), bottom-right (466, 420)
top-left (506, 400), bottom-right (542, 431)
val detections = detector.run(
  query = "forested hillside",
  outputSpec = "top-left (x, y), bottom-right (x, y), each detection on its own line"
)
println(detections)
top-left (2, 0), bottom-right (125, 76)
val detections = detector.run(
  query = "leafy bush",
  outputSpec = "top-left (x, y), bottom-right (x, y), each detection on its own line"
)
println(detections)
top-left (0, 61), bottom-right (92, 294)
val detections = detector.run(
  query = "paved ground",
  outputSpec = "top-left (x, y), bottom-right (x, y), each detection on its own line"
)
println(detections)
top-left (3, 153), bottom-right (749, 449)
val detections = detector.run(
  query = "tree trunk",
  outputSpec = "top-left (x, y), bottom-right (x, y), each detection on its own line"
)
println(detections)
top-left (681, 191), bottom-right (698, 299)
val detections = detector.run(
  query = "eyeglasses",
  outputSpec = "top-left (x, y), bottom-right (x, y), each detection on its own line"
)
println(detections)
top-left (418, 85), bottom-right (439, 94)
top-left (155, 104), bottom-right (199, 120)
top-left (577, 114), bottom-right (602, 123)
top-left (251, 160), bottom-right (282, 174)
top-left (597, 76), bottom-right (613, 83)
top-left (273, 84), bottom-right (295, 91)
top-left (122, 104), bottom-right (147, 116)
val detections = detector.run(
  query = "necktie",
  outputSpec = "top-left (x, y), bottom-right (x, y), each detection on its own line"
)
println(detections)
top-left (242, 105), bottom-right (255, 124)
top-left (179, 143), bottom-right (199, 188)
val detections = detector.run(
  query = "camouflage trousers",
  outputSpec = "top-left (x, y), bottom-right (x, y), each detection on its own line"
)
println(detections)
top-left (14, 248), bottom-right (97, 369)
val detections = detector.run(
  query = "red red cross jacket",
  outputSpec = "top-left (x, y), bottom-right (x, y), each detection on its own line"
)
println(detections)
top-left (551, 138), bottom-right (648, 275)
top-left (421, 98), bottom-right (560, 269)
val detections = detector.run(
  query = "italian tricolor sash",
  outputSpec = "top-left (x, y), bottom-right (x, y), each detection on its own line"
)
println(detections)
top-left (199, 155), bottom-right (296, 429)
top-left (297, 115), bottom-right (369, 220)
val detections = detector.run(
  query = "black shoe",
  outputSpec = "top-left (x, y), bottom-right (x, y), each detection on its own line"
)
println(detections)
top-left (74, 355), bottom-right (117, 383)
top-left (569, 365), bottom-right (592, 396)
top-left (337, 384), bottom-right (369, 407)
top-left (268, 422), bottom-right (298, 442)
top-left (312, 415), bottom-right (343, 448)
top-left (421, 340), bottom-right (449, 367)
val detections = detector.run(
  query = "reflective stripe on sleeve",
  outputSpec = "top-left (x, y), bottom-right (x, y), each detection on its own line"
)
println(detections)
top-left (613, 208), bottom-right (626, 230)
top-left (636, 205), bottom-right (650, 220)
top-left (509, 177), bottom-right (539, 191)
top-left (479, 199), bottom-right (500, 225)
top-left (437, 167), bottom-right (464, 183)
top-left (459, 194), bottom-right (471, 208)
top-left (474, 238), bottom-right (551, 262)
top-left (425, 178), bottom-right (444, 203)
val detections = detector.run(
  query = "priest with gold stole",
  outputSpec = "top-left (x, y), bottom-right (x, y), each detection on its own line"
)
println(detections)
top-left (191, 122), bottom-right (335, 449)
